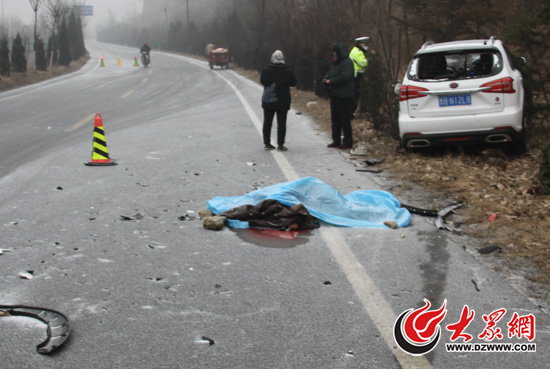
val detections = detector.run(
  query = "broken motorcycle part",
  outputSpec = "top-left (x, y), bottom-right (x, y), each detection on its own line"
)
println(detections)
top-left (437, 202), bottom-right (464, 218)
top-left (401, 204), bottom-right (438, 217)
top-left (0, 305), bottom-right (71, 354)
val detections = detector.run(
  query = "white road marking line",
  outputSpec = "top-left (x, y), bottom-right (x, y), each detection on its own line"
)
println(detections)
top-left (215, 70), bottom-right (432, 368)
top-left (65, 113), bottom-right (95, 133)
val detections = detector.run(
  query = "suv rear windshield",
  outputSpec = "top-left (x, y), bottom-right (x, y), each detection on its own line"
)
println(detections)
top-left (407, 50), bottom-right (503, 81)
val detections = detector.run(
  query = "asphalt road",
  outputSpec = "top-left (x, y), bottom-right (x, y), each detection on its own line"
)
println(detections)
top-left (0, 41), bottom-right (548, 368)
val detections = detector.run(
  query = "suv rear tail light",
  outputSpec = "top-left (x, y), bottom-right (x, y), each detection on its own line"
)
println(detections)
top-left (399, 85), bottom-right (429, 101)
top-left (481, 77), bottom-right (515, 93)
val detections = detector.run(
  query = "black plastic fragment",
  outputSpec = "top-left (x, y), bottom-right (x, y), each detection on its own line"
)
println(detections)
top-left (0, 305), bottom-right (71, 354)
top-left (478, 245), bottom-right (502, 254)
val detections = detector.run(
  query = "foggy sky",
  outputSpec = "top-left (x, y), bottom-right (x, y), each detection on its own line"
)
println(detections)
top-left (1, 0), bottom-right (143, 26)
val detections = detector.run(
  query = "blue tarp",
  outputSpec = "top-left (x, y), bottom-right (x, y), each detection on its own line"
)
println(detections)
top-left (207, 177), bottom-right (410, 229)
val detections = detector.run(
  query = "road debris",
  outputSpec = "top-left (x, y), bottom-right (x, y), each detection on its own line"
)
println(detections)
top-left (0, 305), bottom-right (71, 354)
top-left (478, 245), bottom-right (502, 254)
top-left (198, 209), bottom-right (214, 219)
top-left (200, 336), bottom-right (215, 346)
top-left (384, 221), bottom-right (398, 229)
top-left (203, 216), bottom-right (227, 230)
top-left (364, 158), bottom-right (385, 166)
top-left (350, 143), bottom-right (367, 156)
top-left (402, 202), bottom-right (464, 233)
top-left (356, 168), bottom-right (382, 173)
top-left (19, 271), bottom-right (34, 279)
top-left (120, 213), bottom-right (144, 221)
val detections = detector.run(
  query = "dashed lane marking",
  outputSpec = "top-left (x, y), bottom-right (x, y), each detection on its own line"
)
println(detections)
top-left (65, 113), bottom-right (95, 133)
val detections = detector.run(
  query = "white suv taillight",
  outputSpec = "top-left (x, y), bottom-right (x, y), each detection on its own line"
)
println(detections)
top-left (399, 85), bottom-right (429, 101)
top-left (481, 77), bottom-right (516, 93)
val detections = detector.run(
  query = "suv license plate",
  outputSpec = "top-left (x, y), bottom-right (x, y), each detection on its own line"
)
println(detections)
top-left (439, 94), bottom-right (472, 107)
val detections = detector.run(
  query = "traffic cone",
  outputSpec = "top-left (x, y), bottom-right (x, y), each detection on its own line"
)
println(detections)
top-left (85, 113), bottom-right (117, 166)
top-left (100, 57), bottom-right (105, 67)
top-left (134, 56), bottom-right (139, 66)
top-left (117, 58), bottom-right (122, 66)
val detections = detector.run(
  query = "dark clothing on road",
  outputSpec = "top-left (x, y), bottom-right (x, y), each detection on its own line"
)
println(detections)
top-left (260, 51), bottom-right (297, 148)
top-left (324, 43), bottom-right (355, 147)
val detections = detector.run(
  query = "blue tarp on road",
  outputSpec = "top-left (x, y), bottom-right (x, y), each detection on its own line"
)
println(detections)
top-left (207, 176), bottom-right (411, 229)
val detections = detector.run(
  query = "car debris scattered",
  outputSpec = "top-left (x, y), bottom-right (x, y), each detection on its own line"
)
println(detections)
top-left (200, 336), bottom-right (215, 346)
top-left (19, 271), bottom-right (34, 280)
top-left (478, 245), bottom-right (502, 254)
top-left (120, 213), bottom-right (144, 221)
top-left (402, 201), bottom-right (464, 233)
top-left (0, 305), bottom-right (71, 354)
top-left (355, 158), bottom-right (385, 173)
top-left (202, 215), bottom-right (227, 230)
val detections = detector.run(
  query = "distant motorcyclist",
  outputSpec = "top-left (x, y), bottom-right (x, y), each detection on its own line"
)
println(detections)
top-left (140, 42), bottom-right (151, 65)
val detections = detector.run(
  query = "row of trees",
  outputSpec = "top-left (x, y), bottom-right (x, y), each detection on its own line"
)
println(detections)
top-left (97, 0), bottom-right (550, 136)
top-left (0, 0), bottom-right (87, 77)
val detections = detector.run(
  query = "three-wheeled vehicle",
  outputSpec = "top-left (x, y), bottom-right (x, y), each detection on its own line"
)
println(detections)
top-left (208, 48), bottom-right (230, 69)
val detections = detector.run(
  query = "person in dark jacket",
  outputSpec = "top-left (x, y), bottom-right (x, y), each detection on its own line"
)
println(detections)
top-left (140, 42), bottom-right (151, 64)
top-left (323, 43), bottom-right (355, 149)
top-left (260, 50), bottom-right (297, 151)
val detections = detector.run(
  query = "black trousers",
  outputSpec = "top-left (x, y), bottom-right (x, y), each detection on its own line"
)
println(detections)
top-left (352, 73), bottom-right (363, 113)
top-left (263, 109), bottom-right (288, 146)
top-left (330, 97), bottom-right (353, 147)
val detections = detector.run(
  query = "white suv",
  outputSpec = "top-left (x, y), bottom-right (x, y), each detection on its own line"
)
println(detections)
top-left (396, 37), bottom-right (526, 153)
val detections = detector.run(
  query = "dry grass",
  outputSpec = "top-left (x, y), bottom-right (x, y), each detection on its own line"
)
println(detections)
top-left (234, 65), bottom-right (550, 303)
top-left (0, 56), bottom-right (90, 93)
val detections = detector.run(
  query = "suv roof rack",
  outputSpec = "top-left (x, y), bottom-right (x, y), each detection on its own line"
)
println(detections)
top-left (421, 41), bottom-right (434, 50)
top-left (484, 36), bottom-right (497, 45)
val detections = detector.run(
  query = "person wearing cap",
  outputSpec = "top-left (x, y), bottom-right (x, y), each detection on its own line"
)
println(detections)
top-left (323, 43), bottom-right (355, 150)
top-left (349, 36), bottom-right (370, 115)
top-left (260, 50), bottom-right (297, 151)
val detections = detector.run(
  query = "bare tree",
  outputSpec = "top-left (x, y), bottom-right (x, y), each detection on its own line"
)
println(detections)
top-left (44, 0), bottom-right (70, 33)
top-left (29, 0), bottom-right (41, 40)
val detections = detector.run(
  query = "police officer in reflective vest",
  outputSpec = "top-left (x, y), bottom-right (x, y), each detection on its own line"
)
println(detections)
top-left (349, 36), bottom-right (370, 116)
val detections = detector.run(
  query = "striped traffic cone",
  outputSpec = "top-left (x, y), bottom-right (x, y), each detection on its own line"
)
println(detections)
top-left (85, 113), bottom-right (117, 166)
top-left (100, 57), bottom-right (105, 67)
top-left (134, 56), bottom-right (139, 66)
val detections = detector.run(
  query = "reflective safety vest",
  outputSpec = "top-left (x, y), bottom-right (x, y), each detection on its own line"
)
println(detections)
top-left (349, 46), bottom-right (368, 77)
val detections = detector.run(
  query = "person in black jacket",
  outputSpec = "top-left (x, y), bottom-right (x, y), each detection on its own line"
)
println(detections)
top-left (323, 43), bottom-right (355, 149)
top-left (260, 50), bottom-right (297, 151)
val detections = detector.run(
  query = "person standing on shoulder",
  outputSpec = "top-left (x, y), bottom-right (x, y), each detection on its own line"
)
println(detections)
top-left (260, 50), bottom-right (297, 151)
top-left (323, 43), bottom-right (355, 149)
top-left (349, 36), bottom-right (369, 116)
